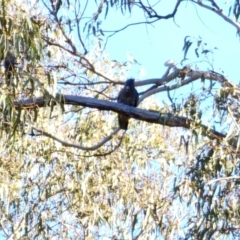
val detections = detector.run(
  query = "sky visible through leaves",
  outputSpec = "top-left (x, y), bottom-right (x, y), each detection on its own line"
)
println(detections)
top-left (100, 1), bottom-right (240, 82)
top-left (89, 0), bottom-right (240, 134)
top-left (0, 1), bottom-right (239, 239)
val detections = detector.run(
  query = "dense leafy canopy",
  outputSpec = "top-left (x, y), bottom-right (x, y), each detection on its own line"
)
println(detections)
top-left (0, 0), bottom-right (239, 239)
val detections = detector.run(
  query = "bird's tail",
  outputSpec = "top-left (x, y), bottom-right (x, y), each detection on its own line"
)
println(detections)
top-left (118, 114), bottom-right (129, 130)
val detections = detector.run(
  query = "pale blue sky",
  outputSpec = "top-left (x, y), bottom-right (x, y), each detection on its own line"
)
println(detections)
top-left (100, 1), bottom-right (240, 83)
top-left (85, 0), bottom-right (240, 132)
top-left (0, 2), bottom-right (235, 239)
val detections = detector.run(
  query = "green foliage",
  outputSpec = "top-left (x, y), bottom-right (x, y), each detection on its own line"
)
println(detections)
top-left (0, 0), bottom-right (239, 239)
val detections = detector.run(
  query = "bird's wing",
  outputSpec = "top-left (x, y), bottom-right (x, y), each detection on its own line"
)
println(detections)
top-left (134, 89), bottom-right (139, 107)
top-left (118, 87), bottom-right (126, 103)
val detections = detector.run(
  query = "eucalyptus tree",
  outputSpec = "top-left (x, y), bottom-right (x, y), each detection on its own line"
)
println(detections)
top-left (0, 0), bottom-right (239, 239)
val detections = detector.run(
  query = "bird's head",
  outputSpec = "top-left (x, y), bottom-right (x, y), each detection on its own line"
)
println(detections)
top-left (125, 78), bottom-right (135, 89)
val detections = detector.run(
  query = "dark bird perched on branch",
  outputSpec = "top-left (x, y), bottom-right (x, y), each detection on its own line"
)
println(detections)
top-left (117, 78), bottom-right (139, 130)
top-left (4, 52), bottom-right (16, 85)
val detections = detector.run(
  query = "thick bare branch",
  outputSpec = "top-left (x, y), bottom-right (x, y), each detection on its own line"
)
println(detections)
top-left (14, 94), bottom-right (226, 142)
top-left (139, 68), bottom-right (230, 103)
